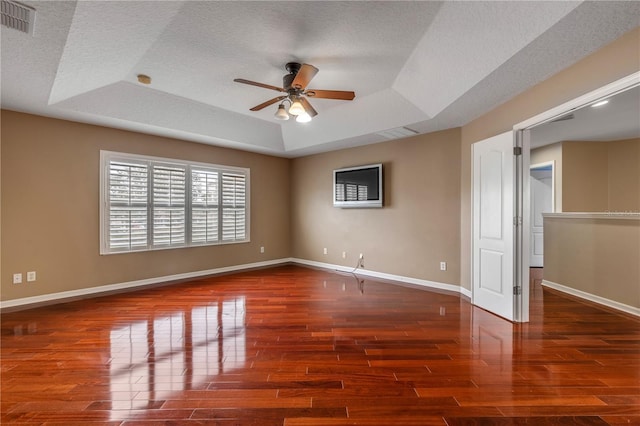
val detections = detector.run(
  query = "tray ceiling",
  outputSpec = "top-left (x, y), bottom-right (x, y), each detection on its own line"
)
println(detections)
top-left (2, 1), bottom-right (639, 157)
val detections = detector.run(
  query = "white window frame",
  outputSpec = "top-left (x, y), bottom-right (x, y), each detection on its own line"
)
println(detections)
top-left (100, 150), bottom-right (250, 255)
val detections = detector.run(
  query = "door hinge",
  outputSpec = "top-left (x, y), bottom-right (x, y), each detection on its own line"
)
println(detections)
top-left (513, 286), bottom-right (522, 296)
top-left (513, 216), bottom-right (522, 226)
top-left (513, 146), bottom-right (522, 156)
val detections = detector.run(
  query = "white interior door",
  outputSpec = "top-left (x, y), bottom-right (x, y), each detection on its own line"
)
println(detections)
top-left (529, 163), bottom-right (553, 267)
top-left (472, 131), bottom-right (516, 321)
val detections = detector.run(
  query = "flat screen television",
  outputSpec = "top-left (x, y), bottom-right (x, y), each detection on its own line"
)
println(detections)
top-left (333, 163), bottom-right (383, 208)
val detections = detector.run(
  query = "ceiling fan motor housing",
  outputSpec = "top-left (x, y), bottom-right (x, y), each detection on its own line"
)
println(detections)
top-left (283, 62), bottom-right (302, 91)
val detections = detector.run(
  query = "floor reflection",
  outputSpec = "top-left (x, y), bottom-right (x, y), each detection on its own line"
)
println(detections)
top-left (471, 306), bottom-right (514, 368)
top-left (323, 272), bottom-right (366, 294)
top-left (108, 297), bottom-right (246, 416)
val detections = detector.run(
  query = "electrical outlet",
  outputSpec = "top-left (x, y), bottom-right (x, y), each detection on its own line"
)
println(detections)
top-left (323, 247), bottom-right (328, 255)
top-left (13, 273), bottom-right (22, 284)
top-left (27, 271), bottom-right (36, 282)
top-left (260, 246), bottom-right (265, 253)
top-left (440, 261), bottom-right (447, 271)
top-left (342, 251), bottom-right (347, 259)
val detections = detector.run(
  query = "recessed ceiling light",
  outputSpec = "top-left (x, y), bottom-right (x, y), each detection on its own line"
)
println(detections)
top-left (591, 99), bottom-right (609, 108)
top-left (137, 74), bottom-right (151, 85)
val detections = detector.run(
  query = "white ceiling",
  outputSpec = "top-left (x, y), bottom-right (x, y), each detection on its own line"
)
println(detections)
top-left (2, 1), bottom-right (639, 158)
top-left (530, 85), bottom-right (640, 149)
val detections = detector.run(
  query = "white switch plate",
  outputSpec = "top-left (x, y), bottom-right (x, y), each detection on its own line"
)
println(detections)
top-left (323, 248), bottom-right (328, 255)
top-left (27, 271), bottom-right (36, 282)
top-left (260, 246), bottom-right (264, 253)
top-left (13, 273), bottom-right (22, 284)
top-left (342, 251), bottom-right (347, 259)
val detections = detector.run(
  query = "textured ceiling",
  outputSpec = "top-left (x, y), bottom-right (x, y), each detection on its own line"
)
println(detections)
top-left (2, 1), bottom-right (639, 157)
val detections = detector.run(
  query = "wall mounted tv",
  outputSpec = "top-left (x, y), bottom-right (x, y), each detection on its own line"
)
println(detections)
top-left (333, 163), bottom-right (383, 208)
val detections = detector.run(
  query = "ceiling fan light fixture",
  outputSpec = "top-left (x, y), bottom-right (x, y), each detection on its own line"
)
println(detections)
top-left (274, 104), bottom-right (290, 120)
top-left (295, 112), bottom-right (312, 123)
top-left (289, 99), bottom-right (305, 116)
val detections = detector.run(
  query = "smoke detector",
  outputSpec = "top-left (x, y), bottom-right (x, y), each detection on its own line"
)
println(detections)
top-left (137, 74), bottom-right (151, 85)
top-left (1, 0), bottom-right (36, 35)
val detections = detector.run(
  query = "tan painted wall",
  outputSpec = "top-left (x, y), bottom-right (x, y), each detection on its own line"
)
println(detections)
top-left (562, 141), bottom-right (610, 212)
top-left (1, 111), bottom-right (291, 302)
top-left (531, 143), bottom-right (563, 212)
top-left (460, 26), bottom-right (640, 291)
top-left (562, 139), bottom-right (640, 212)
top-left (2, 26), bottom-right (638, 306)
top-left (291, 128), bottom-right (461, 285)
top-left (608, 138), bottom-right (640, 212)
top-left (544, 217), bottom-right (640, 308)
top-left (532, 138), bottom-right (640, 213)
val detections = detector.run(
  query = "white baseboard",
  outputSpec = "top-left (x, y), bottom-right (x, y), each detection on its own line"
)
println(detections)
top-left (460, 286), bottom-right (472, 299)
top-left (542, 279), bottom-right (640, 318)
top-left (1, 258), bottom-right (292, 310)
top-left (2, 257), bottom-right (469, 311)
top-left (291, 257), bottom-right (468, 297)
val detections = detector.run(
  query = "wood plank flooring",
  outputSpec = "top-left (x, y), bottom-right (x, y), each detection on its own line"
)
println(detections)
top-left (1, 265), bottom-right (639, 425)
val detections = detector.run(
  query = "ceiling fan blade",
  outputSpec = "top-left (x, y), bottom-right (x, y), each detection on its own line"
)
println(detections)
top-left (305, 89), bottom-right (355, 100)
top-left (234, 78), bottom-right (284, 93)
top-left (291, 64), bottom-right (319, 90)
top-left (250, 96), bottom-right (287, 111)
top-left (300, 97), bottom-right (318, 117)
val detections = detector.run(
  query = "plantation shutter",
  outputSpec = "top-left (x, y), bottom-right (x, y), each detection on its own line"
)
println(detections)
top-left (221, 172), bottom-right (246, 241)
top-left (101, 151), bottom-right (249, 254)
top-left (357, 185), bottom-right (368, 200)
top-left (152, 165), bottom-right (186, 246)
top-left (108, 160), bottom-right (148, 250)
top-left (335, 183), bottom-right (345, 202)
top-left (191, 169), bottom-right (219, 243)
top-left (346, 183), bottom-right (358, 201)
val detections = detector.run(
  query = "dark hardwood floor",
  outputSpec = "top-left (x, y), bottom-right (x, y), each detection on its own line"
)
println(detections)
top-left (2, 265), bottom-right (639, 425)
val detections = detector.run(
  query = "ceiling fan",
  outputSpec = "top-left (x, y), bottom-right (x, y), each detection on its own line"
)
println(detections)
top-left (234, 62), bottom-right (356, 123)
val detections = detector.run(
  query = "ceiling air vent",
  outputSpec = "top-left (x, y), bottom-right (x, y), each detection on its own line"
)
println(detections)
top-left (1, 0), bottom-right (35, 35)
top-left (377, 126), bottom-right (419, 140)
top-left (550, 113), bottom-right (575, 123)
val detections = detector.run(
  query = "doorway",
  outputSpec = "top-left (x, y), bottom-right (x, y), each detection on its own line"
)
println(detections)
top-left (515, 71), bottom-right (639, 317)
top-left (529, 161), bottom-right (554, 267)
top-left (471, 71), bottom-right (639, 323)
